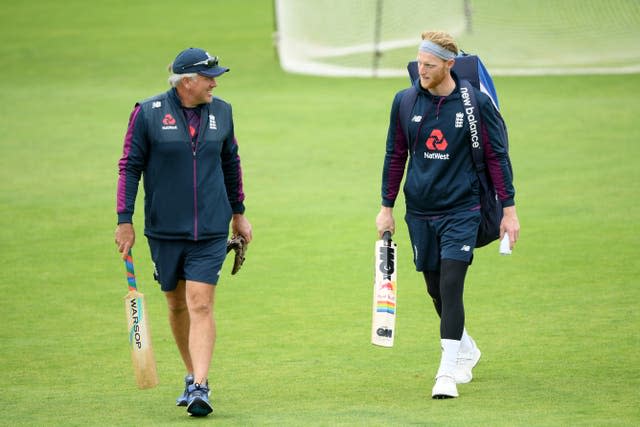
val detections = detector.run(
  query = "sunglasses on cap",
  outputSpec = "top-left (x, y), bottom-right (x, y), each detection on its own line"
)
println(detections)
top-left (180, 56), bottom-right (219, 71)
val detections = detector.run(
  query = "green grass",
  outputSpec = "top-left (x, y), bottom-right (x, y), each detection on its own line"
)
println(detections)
top-left (1, 1), bottom-right (639, 425)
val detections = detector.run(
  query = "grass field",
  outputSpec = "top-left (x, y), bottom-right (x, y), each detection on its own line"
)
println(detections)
top-left (1, 1), bottom-right (639, 426)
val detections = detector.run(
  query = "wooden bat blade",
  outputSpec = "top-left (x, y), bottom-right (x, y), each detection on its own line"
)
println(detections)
top-left (124, 290), bottom-right (159, 389)
top-left (371, 236), bottom-right (398, 347)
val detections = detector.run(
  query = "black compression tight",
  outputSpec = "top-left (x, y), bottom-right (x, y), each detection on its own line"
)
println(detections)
top-left (422, 259), bottom-right (469, 340)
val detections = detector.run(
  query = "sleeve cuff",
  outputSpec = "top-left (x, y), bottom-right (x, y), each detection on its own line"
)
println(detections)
top-left (117, 213), bottom-right (133, 224)
top-left (231, 202), bottom-right (245, 215)
top-left (501, 199), bottom-right (515, 208)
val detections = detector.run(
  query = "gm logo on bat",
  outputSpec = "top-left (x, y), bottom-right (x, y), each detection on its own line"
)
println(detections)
top-left (376, 327), bottom-right (393, 338)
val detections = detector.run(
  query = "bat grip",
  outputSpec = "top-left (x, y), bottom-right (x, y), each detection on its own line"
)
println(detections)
top-left (124, 249), bottom-right (137, 291)
top-left (382, 230), bottom-right (392, 243)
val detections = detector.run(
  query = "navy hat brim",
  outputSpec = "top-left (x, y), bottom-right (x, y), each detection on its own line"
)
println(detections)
top-left (197, 66), bottom-right (230, 78)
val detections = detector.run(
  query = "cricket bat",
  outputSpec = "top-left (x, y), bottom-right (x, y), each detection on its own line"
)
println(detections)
top-left (371, 231), bottom-right (398, 347)
top-left (123, 250), bottom-right (158, 389)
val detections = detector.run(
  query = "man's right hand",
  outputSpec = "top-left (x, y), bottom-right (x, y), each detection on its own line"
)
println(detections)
top-left (375, 206), bottom-right (395, 238)
top-left (115, 223), bottom-right (135, 259)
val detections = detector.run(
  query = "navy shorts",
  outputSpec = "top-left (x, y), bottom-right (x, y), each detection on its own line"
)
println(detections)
top-left (405, 209), bottom-right (481, 272)
top-left (147, 237), bottom-right (227, 291)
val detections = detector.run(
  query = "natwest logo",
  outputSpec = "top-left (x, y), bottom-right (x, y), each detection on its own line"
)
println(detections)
top-left (162, 114), bottom-right (176, 126)
top-left (425, 129), bottom-right (448, 151)
top-left (424, 128), bottom-right (450, 160)
top-left (162, 113), bottom-right (178, 130)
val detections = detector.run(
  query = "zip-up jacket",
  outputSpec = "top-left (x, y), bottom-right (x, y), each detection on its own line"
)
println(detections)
top-left (381, 73), bottom-right (514, 216)
top-left (117, 88), bottom-right (245, 240)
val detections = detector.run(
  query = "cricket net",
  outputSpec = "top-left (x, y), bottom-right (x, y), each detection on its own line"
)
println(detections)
top-left (274, 0), bottom-right (640, 77)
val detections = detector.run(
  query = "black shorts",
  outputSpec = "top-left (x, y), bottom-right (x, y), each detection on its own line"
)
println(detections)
top-left (147, 237), bottom-right (227, 291)
top-left (405, 209), bottom-right (481, 272)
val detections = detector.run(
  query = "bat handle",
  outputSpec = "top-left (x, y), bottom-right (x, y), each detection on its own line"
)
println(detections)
top-left (382, 230), bottom-right (392, 243)
top-left (124, 249), bottom-right (137, 291)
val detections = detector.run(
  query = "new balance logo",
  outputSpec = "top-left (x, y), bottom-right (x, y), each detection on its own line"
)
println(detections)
top-left (461, 245), bottom-right (471, 252)
top-left (460, 86), bottom-right (480, 148)
top-left (411, 115), bottom-right (422, 123)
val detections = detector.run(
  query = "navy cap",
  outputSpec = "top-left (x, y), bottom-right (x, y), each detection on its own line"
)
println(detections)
top-left (171, 48), bottom-right (229, 77)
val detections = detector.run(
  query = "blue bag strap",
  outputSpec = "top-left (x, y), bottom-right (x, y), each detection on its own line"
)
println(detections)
top-left (398, 85), bottom-right (418, 146)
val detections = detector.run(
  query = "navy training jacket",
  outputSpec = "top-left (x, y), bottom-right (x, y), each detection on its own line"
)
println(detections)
top-left (381, 73), bottom-right (514, 216)
top-left (117, 88), bottom-right (245, 240)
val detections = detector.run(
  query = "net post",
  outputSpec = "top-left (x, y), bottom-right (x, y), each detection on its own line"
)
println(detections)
top-left (372, 0), bottom-right (384, 77)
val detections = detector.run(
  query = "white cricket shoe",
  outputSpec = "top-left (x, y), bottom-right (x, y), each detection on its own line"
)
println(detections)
top-left (431, 375), bottom-right (458, 399)
top-left (454, 344), bottom-right (481, 384)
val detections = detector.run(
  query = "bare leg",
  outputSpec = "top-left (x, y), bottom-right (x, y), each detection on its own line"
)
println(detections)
top-left (185, 280), bottom-right (216, 385)
top-left (164, 280), bottom-right (193, 374)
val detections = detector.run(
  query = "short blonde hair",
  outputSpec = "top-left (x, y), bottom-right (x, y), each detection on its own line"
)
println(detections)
top-left (421, 31), bottom-right (459, 56)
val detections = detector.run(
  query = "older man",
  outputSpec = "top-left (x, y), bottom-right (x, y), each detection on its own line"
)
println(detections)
top-left (115, 47), bottom-right (252, 416)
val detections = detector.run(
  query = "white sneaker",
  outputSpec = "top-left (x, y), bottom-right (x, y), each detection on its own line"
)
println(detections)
top-left (453, 345), bottom-right (481, 384)
top-left (432, 375), bottom-right (458, 399)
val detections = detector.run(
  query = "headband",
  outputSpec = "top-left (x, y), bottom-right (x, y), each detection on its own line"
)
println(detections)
top-left (419, 40), bottom-right (456, 60)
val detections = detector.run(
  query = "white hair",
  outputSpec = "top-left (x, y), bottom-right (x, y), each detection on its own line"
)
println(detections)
top-left (168, 72), bottom-right (197, 87)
